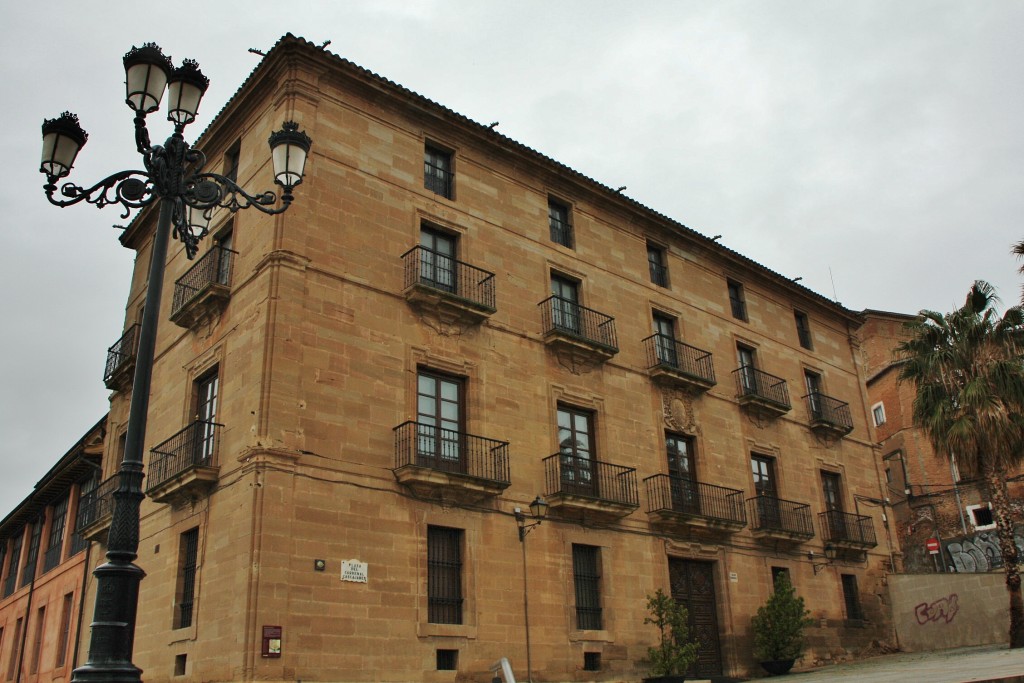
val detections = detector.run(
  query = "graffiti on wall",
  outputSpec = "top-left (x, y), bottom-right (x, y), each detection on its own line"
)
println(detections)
top-left (914, 594), bottom-right (959, 625)
top-left (943, 530), bottom-right (1024, 573)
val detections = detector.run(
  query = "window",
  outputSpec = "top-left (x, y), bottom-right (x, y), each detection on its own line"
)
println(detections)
top-left (667, 433), bottom-right (698, 514)
top-left (872, 402), bottom-right (886, 426)
top-left (804, 370), bottom-right (823, 419)
top-left (548, 198), bottom-right (573, 248)
top-left (416, 370), bottom-right (465, 472)
top-left (44, 496), bottom-right (68, 572)
top-left (771, 566), bottom-right (790, 591)
top-left (572, 544), bottom-right (602, 630)
top-left (727, 279), bottom-right (747, 321)
top-left (427, 526), bottom-right (463, 624)
top-left (821, 472), bottom-right (843, 512)
top-left (214, 223), bottom-right (234, 286)
top-left (841, 574), bottom-right (864, 620)
top-left (558, 405), bottom-right (596, 497)
top-left (424, 144), bottom-right (453, 199)
top-left (21, 520), bottom-right (42, 588)
top-left (751, 455), bottom-right (780, 527)
top-left (175, 528), bottom-right (200, 629)
top-left (4, 532), bottom-right (22, 597)
top-left (55, 592), bottom-right (73, 668)
top-left (652, 313), bottom-right (677, 367)
top-left (583, 652), bottom-right (601, 671)
top-left (550, 274), bottom-right (581, 335)
top-left (174, 654), bottom-right (187, 677)
top-left (419, 225), bottom-right (457, 293)
top-left (194, 368), bottom-right (220, 465)
top-left (7, 618), bottom-right (22, 681)
top-left (69, 476), bottom-right (96, 556)
top-left (647, 243), bottom-right (668, 287)
top-left (795, 310), bottom-right (813, 349)
top-left (29, 606), bottom-right (44, 674)
top-left (436, 649), bottom-right (458, 671)
top-left (967, 504), bottom-right (996, 530)
top-left (737, 344), bottom-right (757, 394)
top-left (223, 140), bottom-right (240, 183)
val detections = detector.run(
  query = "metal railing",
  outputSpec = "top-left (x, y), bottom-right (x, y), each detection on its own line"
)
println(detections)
top-left (75, 475), bottom-right (117, 532)
top-left (733, 366), bottom-right (791, 409)
top-left (819, 510), bottom-right (876, 546)
top-left (549, 216), bottom-right (573, 247)
top-left (393, 421), bottom-right (510, 485)
top-left (539, 296), bottom-right (618, 352)
top-left (171, 245), bottom-right (234, 317)
top-left (424, 161), bottom-right (453, 198)
top-left (644, 474), bottom-right (746, 526)
top-left (746, 495), bottom-right (814, 536)
top-left (103, 324), bottom-right (139, 386)
top-left (147, 421), bottom-right (222, 494)
top-left (804, 392), bottom-right (854, 432)
top-left (401, 246), bottom-right (496, 311)
top-left (648, 260), bottom-right (668, 287)
top-left (643, 334), bottom-right (716, 385)
top-left (543, 453), bottom-right (638, 507)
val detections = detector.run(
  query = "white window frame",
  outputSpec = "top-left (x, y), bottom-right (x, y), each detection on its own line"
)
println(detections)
top-left (966, 503), bottom-right (996, 531)
top-left (871, 402), bottom-right (886, 426)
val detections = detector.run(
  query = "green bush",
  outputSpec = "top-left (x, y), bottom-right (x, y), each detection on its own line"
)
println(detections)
top-left (751, 573), bottom-right (815, 662)
top-left (645, 588), bottom-right (700, 676)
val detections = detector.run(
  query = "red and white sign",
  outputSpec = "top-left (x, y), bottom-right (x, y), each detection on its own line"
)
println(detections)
top-left (926, 538), bottom-right (941, 555)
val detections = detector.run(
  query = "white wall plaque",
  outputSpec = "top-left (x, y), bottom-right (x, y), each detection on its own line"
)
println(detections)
top-left (341, 559), bottom-right (368, 583)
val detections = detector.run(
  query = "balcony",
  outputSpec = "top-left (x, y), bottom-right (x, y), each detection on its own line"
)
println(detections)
top-left (539, 296), bottom-right (618, 367)
top-left (819, 510), bottom-right (877, 550)
top-left (746, 495), bottom-right (815, 542)
top-left (393, 421), bottom-right (510, 503)
top-left (146, 421), bottom-right (222, 504)
top-left (644, 474), bottom-right (745, 534)
top-left (543, 453), bottom-right (638, 519)
top-left (643, 334), bottom-right (716, 392)
top-left (75, 475), bottom-right (117, 543)
top-left (805, 392), bottom-right (854, 438)
top-left (103, 324), bottom-right (139, 391)
top-left (733, 367), bottom-right (791, 417)
top-left (401, 246), bottom-right (496, 326)
top-left (170, 246), bottom-right (234, 329)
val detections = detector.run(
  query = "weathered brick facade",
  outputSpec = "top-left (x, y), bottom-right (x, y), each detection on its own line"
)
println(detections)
top-left (85, 35), bottom-right (894, 681)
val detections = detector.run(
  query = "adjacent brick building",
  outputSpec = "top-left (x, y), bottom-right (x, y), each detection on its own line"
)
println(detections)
top-left (59, 34), bottom-right (898, 681)
top-left (861, 309), bottom-right (1024, 574)
top-left (0, 417), bottom-right (105, 683)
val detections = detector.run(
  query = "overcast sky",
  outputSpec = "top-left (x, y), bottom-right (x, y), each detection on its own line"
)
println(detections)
top-left (1, 1), bottom-right (1022, 512)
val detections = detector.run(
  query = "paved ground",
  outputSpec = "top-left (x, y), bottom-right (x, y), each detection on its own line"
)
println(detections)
top-left (761, 644), bottom-right (1024, 683)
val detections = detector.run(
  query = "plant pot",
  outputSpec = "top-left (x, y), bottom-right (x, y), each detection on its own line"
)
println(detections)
top-left (642, 676), bottom-right (687, 683)
top-left (760, 659), bottom-right (795, 675)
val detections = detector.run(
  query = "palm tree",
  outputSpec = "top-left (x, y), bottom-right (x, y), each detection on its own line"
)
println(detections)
top-left (896, 281), bottom-right (1024, 648)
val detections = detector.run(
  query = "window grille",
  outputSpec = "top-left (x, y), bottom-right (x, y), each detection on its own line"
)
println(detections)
top-left (177, 528), bottom-right (200, 629)
top-left (572, 544), bottom-right (602, 630)
top-left (427, 526), bottom-right (463, 624)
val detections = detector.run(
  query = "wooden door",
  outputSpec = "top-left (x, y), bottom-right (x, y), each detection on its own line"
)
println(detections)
top-left (669, 558), bottom-right (723, 677)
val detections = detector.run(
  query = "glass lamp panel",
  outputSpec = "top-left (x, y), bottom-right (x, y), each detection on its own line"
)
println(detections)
top-left (166, 80), bottom-right (203, 124)
top-left (125, 62), bottom-right (168, 113)
top-left (185, 204), bottom-right (211, 236)
top-left (40, 132), bottom-right (81, 178)
top-left (271, 143), bottom-right (307, 188)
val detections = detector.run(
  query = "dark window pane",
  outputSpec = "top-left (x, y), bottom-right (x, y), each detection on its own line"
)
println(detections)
top-left (427, 526), bottom-right (463, 624)
top-left (549, 200), bottom-right (573, 248)
top-left (425, 145), bottom-right (453, 199)
top-left (572, 544), bottom-right (602, 630)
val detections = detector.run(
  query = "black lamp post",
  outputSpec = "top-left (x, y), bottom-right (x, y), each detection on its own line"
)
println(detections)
top-left (514, 496), bottom-right (548, 683)
top-left (39, 43), bottom-right (312, 683)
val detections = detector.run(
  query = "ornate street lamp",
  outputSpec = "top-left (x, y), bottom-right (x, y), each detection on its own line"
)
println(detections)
top-left (39, 43), bottom-right (312, 683)
top-left (809, 542), bottom-right (838, 575)
top-left (514, 496), bottom-right (548, 683)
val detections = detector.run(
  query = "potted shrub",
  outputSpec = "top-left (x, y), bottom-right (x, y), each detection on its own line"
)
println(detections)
top-left (750, 572), bottom-right (815, 675)
top-left (642, 588), bottom-right (699, 683)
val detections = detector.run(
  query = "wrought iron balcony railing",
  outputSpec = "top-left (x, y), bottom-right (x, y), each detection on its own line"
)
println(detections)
top-left (746, 495), bottom-right (814, 537)
top-left (643, 334), bottom-right (716, 386)
top-left (401, 246), bottom-right (497, 312)
top-left (146, 420), bottom-right (222, 494)
top-left (393, 421), bottom-right (510, 485)
top-left (103, 324), bottom-right (139, 388)
top-left (170, 245), bottom-right (234, 318)
top-left (644, 474), bottom-right (746, 526)
top-left (75, 475), bottom-right (117, 533)
top-left (539, 296), bottom-right (618, 353)
top-left (424, 161), bottom-right (453, 198)
top-left (543, 453), bottom-right (638, 507)
top-left (819, 509), bottom-right (877, 547)
top-left (733, 366), bottom-right (791, 410)
top-left (804, 392), bottom-right (854, 434)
